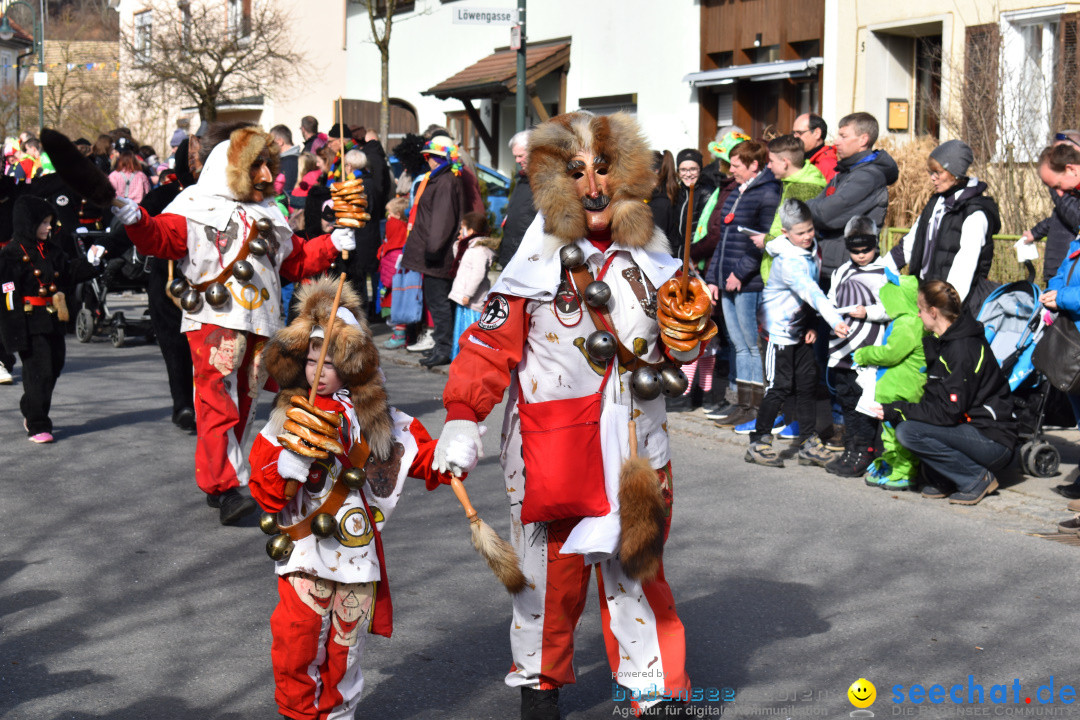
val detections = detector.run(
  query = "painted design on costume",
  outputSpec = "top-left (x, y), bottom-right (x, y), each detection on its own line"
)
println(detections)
top-left (247, 340), bottom-right (267, 398)
top-left (229, 282), bottom-right (269, 310)
top-left (364, 441), bottom-right (405, 498)
top-left (331, 582), bottom-right (374, 646)
top-left (478, 294), bottom-right (510, 330)
top-left (621, 265), bottom-right (657, 319)
top-left (287, 572), bottom-right (334, 616)
top-left (204, 217), bottom-right (241, 258)
top-left (335, 506), bottom-right (385, 547)
top-left (206, 327), bottom-right (245, 376)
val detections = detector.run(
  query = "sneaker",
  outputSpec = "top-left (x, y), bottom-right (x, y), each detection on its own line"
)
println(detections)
top-left (28, 431), bottom-right (54, 443)
top-left (383, 334), bottom-right (407, 350)
top-left (797, 435), bottom-right (834, 467)
top-left (879, 477), bottom-right (914, 491)
top-left (0, 363), bottom-right (12, 384)
top-left (1057, 516), bottom-right (1080, 535)
top-left (745, 438), bottom-right (784, 467)
top-left (825, 447), bottom-right (853, 475)
top-left (833, 447), bottom-right (874, 478)
top-left (216, 488), bottom-right (258, 524)
top-left (521, 687), bottom-right (561, 720)
top-left (948, 471), bottom-right (999, 505)
top-left (735, 414), bottom-right (783, 436)
top-left (406, 330), bottom-right (434, 353)
top-left (823, 424), bottom-right (846, 452)
top-left (920, 485), bottom-right (948, 499)
top-left (1067, 498), bottom-right (1080, 513)
top-left (776, 420), bottom-right (800, 439)
top-left (703, 401), bottom-right (736, 420)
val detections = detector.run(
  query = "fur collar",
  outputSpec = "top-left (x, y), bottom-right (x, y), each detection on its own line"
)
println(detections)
top-left (527, 112), bottom-right (657, 250)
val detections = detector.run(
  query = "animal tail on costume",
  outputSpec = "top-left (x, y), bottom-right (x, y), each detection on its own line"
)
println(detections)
top-left (618, 456), bottom-right (666, 583)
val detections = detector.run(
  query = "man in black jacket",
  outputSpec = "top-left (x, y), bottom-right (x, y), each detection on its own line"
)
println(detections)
top-left (497, 130), bottom-right (536, 267)
top-left (1021, 130), bottom-right (1080, 281)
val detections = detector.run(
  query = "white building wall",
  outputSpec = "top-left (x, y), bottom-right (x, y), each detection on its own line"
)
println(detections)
top-left (344, 0), bottom-right (700, 176)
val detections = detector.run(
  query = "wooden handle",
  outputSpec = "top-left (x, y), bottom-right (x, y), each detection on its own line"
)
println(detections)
top-left (284, 478), bottom-right (299, 500)
top-left (307, 272), bottom-right (348, 405)
top-left (680, 183), bottom-right (695, 296)
top-left (450, 476), bottom-right (479, 524)
top-left (628, 419), bottom-right (639, 459)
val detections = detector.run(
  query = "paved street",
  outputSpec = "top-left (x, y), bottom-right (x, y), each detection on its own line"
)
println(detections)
top-left (3, 298), bottom-right (1080, 720)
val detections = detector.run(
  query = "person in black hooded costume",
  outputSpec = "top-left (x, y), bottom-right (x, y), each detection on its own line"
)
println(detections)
top-left (0, 195), bottom-right (97, 442)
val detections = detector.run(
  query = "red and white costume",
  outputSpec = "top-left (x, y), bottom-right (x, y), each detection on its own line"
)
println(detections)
top-left (250, 392), bottom-right (451, 720)
top-left (443, 216), bottom-right (692, 711)
top-left (126, 141), bottom-right (338, 496)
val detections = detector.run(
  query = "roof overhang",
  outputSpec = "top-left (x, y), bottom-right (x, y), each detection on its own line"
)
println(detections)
top-left (683, 57), bottom-right (824, 87)
top-left (423, 39), bottom-right (570, 101)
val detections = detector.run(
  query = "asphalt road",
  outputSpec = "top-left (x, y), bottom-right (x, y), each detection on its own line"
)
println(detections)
top-left (3, 302), bottom-right (1080, 720)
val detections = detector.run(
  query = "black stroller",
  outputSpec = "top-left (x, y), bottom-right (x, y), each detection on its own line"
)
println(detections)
top-left (72, 228), bottom-right (154, 347)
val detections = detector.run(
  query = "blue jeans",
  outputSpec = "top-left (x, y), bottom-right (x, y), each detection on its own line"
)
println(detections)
top-left (720, 290), bottom-right (762, 385)
top-left (894, 420), bottom-right (1013, 493)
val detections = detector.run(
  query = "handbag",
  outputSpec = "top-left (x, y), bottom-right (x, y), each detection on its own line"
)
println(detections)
top-left (388, 268), bottom-right (423, 325)
top-left (1033, 256), bottom-right (1080, 394)
top-left (518, 362), bottom-right (612, 525)
top-left (1034, 313), bottom-right (1080, 393)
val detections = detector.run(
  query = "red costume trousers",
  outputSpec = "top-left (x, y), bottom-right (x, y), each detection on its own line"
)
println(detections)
top-left (271, 574), bottom-right (375, 720)
top-left (187, 325), bottom-right (267, 495)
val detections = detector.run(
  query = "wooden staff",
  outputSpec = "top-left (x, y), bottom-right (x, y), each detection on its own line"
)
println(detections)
top-left (337, 95), bottom-right (350, 264)
top-left (680, 183), bottom-right (695, 298)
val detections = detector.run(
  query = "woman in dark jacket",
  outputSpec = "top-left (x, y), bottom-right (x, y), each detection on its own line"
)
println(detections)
top-left (886, 140), bottom-right (1001, 312)
top-left (0, 196), bottom-right (98, 442)
top-left (673, 148), bottom-right (711, 252)
top-left (650, 150), bottom-right (680, 255)
top-left (704, 140), bottom-right (781, 426)
top-left (879, 280), bottom-right (1016, 505)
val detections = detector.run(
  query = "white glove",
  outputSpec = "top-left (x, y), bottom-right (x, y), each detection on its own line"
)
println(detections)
top-left (86, 244), bottom-right (106, 266)
top-left (331, 227), bottom-right (356, 253)
top-left (111, 197), bottom-right (141, 226)
top-left (277, 448), bottom-right (313, 482)
top-left (433, 420), bottom-right (486, 475)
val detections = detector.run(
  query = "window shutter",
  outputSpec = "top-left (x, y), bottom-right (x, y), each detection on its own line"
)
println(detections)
top-left (963, 23), bottom-right (1000, 162)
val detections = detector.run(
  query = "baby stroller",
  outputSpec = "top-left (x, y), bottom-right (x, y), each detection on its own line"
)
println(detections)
top-left (72, 229), bottom-right (154, 348)
top-left (976, 280), bottom-right (1061, 477)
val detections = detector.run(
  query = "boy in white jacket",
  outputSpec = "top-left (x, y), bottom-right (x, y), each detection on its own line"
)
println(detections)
top-left (746, 199), bottom-right (849, 468)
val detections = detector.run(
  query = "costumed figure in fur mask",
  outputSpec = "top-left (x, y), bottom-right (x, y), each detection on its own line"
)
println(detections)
top-left (432, 112), bottom-right (716, 719)
top-left (248, 276), bottom-right (474, 720)
top-left (113, 126), bottom-right (356, 524)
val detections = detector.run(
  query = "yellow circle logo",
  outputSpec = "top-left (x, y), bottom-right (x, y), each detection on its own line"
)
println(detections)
top-left (848, 678), bottom-right (876, 708)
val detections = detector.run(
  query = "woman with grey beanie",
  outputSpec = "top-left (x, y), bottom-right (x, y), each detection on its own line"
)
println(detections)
top-left (885, 139), bottom-right (1002, 311)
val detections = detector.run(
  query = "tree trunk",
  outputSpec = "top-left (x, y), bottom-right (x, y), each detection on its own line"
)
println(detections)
top-left (379, 45), bottom-right (389, 149)
top-left (200, 97), bottom-right (218, 122)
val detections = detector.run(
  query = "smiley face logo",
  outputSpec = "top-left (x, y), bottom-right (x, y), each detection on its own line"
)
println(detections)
top-left (848, 678), bottom-right (876, 708)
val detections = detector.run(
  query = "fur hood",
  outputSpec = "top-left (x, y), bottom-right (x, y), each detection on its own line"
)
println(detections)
top-left (527, 112), bottom-right (657, 249)
top-left (224, 126), bottom-right (280, 203)
top-left (262, 276), bottom-right (394, 460)
top-left (465, 234), bottom-right (501, 251)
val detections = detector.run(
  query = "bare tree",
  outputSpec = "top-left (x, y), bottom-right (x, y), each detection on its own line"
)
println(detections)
top-left (363, 0), bottom-right (397, 149)
top-left (120, 0), bottom-right (306, 122)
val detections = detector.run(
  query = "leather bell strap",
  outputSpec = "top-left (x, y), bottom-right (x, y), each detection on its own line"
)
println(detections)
top-left (191, 220), bottom-right (259, 292)
top-left (568, 263), bottom-right (660, 373)
top-left (277, 434), bottom-right (372, 542)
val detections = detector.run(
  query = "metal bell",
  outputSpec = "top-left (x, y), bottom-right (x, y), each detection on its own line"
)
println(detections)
top-left (180, 288), bottom-right (204, 313)
top-left (204, 282), bottom-right (230, 308)
top-left (33, 268), bottom-right (41, 277)
top-left (310, 513), bottom-right (337, 539)
top-left (254, 218), bottom-right (273, 236)
top-left (585, 330), bottom-right (617, 362)
top-left (659, 365), bottom-right (689, 397)
top-left (248, 237), bottom-right (269, 257)
top-left (259, 512), bottom-right (279, 535)
top-left (168, 277), bottom-right (188, 297)
top-left (630, 366), bottom-right (663, 401)
top-left (232, 259), bottom-right (254, 282)
top-left (21, 254), bottom-right (29, 263)
top-left (559, 244), bottom-right (584, 269)
top-left (37, 286), bottom-right (48, 296)
top-left (584, 280), bottom-right (611, 308)
top-left (341, 467), bottom-right (366, 490)
top-left (266, 533), bottom-right (294, 561)
top-left (47, 284), bottom-right (57, 293)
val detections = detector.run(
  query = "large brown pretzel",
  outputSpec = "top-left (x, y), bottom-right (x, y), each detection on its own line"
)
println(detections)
top-left (656, 275), bottom-right (716, 352)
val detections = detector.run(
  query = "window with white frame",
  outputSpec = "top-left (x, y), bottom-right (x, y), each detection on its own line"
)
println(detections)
top-left (227, 0), bottom-right (251, 40)
top-left (1000, 6), bottom-right (1063, 161)
top-left (134, 10), bottom-right (152, 64)
top-left (0, 51), bottom-right (13, 94)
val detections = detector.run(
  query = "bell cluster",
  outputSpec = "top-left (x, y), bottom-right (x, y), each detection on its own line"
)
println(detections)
top-left (172, 218), bottom-right (274, 313)
top-left (262, 466), bottom-right (367, 561)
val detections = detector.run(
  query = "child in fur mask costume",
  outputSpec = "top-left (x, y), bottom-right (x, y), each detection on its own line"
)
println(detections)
top-left (113, 125), bottom-right (356, 525)
top-left (433, 112), bottom-right (713, 719)
top-left (249, 276), bottom-right (478, 720)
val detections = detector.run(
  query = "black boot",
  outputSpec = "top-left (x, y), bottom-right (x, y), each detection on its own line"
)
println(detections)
top-left (521, 687), bottom-right (561, 720)
top-left (215, 488), bottom-right (257, 525)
